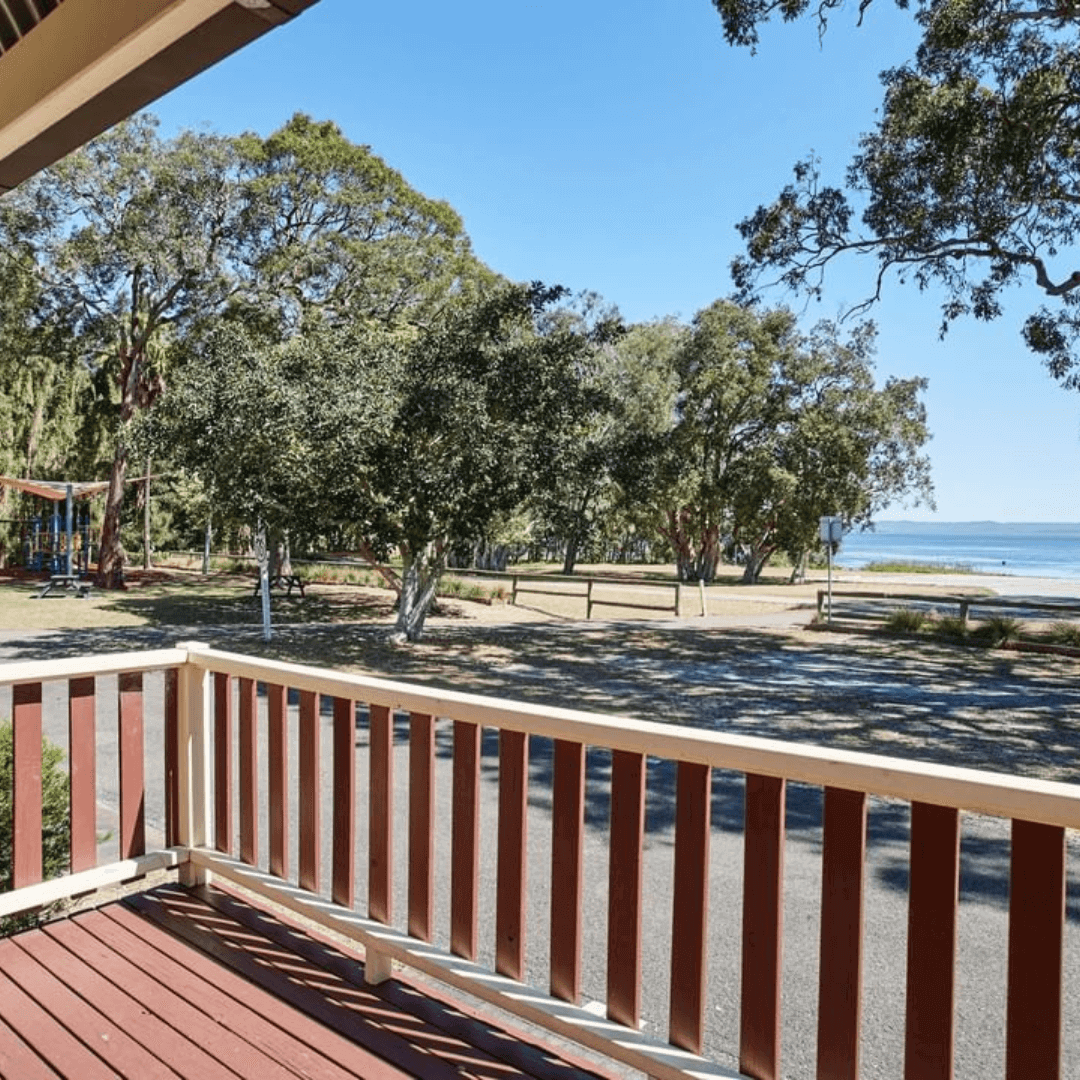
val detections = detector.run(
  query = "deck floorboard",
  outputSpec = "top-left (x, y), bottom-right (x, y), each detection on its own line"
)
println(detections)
top-left (0, 883), bottom-right (618, 1080)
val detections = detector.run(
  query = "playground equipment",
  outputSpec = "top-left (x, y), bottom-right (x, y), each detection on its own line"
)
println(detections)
top-left (0, 476), bottom-right (109, 577)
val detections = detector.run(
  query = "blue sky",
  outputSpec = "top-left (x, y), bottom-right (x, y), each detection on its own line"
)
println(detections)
top-left (150, 0), bottom-right (1080, 522)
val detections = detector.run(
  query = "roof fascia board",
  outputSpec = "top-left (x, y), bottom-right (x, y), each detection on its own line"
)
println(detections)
top-left (0, 0), bottom-right (236, 164)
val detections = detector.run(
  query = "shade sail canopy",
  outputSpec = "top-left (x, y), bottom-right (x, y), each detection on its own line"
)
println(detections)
top-left (0, 0), bottom-right (320, 192)
top-left (0, 476), bottom-right (110, 500)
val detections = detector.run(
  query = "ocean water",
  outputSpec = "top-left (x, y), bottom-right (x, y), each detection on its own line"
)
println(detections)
top-left (835, 522), bottom-right (1080, 580)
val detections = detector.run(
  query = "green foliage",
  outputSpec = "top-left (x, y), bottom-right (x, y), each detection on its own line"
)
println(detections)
top-left (155, 283), bottom-right (613, 640)
top-left (884, 607), bottom-right (926, 634)
top-left (0, 720), bottom-right (70, 932)
top-left (614, 301), bottom-right (933, 583)
top-left (863, 560), bottom-right (972, 574)
top-left (1046, 620), bottom-right (1080, 648)
top-left (932, 614), bottom-right (970, 642)
top-left (713, 0), bottom-right (1080, 382)
top-left (970, 614), bottom-right (1025, 646)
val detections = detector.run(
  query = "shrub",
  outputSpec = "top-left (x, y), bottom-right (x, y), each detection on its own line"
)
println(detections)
top-left (884, 607), bottom-right (926, 634)
top-left (0, 719), bottom-right (70, 933)
top-left (932, 615), bottom-right (969, 642)
top-left (1046, 621), bottom-right (1080, 648)
top-left (970, 614), bottom-right (1024, 647)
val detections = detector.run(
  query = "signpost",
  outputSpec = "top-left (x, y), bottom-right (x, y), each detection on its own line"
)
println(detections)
top-left (819, 515), bottom-right (844, 624)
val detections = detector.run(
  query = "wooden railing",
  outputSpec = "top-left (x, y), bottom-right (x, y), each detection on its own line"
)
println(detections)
top-left (817, 588), bottom-right (1080, 625)
top-left (1, 644), bottom-right (1077, 1079)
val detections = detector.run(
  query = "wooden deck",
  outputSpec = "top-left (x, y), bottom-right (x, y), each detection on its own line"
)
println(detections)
top-left (0, 882), bottom-right (618, 1080)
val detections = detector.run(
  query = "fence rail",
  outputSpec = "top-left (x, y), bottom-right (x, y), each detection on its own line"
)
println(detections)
top-left (817, 588), bottom-right (1080, 624)
top-left (1, 644), bottom-right (1075, 1079)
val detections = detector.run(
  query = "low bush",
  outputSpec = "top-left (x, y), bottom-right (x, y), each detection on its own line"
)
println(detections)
top-left (970, 614), bottom-right (1024, 647)
top-left (883, 607), bottom-right (926, 634)
top-left (0, 720), bottom-right (70, 934)
top-left (1045, 621), bottom-right (1080, 648)
top-left (931, 615), bottom-right (969, 642)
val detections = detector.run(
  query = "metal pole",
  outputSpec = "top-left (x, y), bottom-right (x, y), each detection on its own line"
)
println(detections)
top-left (65, 483), bottom-right (73, 577)
top-left (827, 543), bottom-right (833, 625)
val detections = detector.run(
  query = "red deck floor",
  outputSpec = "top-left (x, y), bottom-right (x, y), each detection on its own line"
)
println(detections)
top-left (0, 883), bottom-right (618, 1080)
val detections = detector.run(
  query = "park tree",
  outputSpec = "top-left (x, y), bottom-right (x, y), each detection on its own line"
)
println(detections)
top-left (0, 112), bottom-right (486, 586)
top-left (524, 295), bottom-right (625, 575)
top-left (0, 115), bottom-right (246, 585)
top-left (712, 0), bottom-right (1080, 384)
top-left (0, 259), bottom-right (99, 566)
top-left (157, 283), bottom-right (612, 641)
top-left (616, 301), bottom-right (932, 582)
top-left (353, 283), bottom-right (618, 640)
top-left (727, 320), bottom-right (934, 581)
top-left (618, 302), bottom-right (801, 582)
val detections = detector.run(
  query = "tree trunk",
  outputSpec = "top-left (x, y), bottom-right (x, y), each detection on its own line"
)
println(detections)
top-left (561, 533), bottom-right (580, 576)
top-left (270, 530), bottom-right (292, 581)
top-left (393, 541), bottom-right (444, 642)
top-left (96, 442), bottom-right (129, 588)
top-left (202, 513), bottom-right (212, 575)
top-left (741, 546), bottom-right (774, 584)
top-left (142, 453), bottom-right (152, 570)
top-left (788, 552), bottom-right (807, 585)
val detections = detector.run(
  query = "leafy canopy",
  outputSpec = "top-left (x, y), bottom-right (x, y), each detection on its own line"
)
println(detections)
top-left (713, 0), bottom-right (1080, 384)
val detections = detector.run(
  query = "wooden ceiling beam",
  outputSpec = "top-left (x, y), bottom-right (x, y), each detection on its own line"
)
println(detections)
top-left (0, 0), bottom-right (319, 192)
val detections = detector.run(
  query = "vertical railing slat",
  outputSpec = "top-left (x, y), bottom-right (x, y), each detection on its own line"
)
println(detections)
top-left (740, 773), bottom-right (785, 1080)
top-left (607, 749), bottom-right (645, 1028)
top-left (368, 704), bottom-right (393, 923)
top-left (496, 728), bottom-right (528, 980)
top-left (213, 672), bottom-right (232, 855)
top-left (451, 720), bottom-right (480, 959)
top-left (332, 697), bottom-right (356, 908)
top-left (68, 677), bottom-right (96, 874)
top-left (118, 672), bottom-right (145, 860)
top-left (267, 683), bottom-right (288, 880)
top-left (298, 690), bottom-right (320, 893)
top-left (408, 712), bottom-right (434, 941)
top-left (164, 669), bottom-right (179, 848)
top-left (669, 760), bottom-right (711, 1053)
top-left (550, 738), bottom-right (585, 1003)
top-left (817, 786), bottom-right (868, 1080)
top-left (1006, 818), bottom-right (1065, 1080)
top-left (12, 682), bottom-right (43, 889)
top-left (238, 677), bottom-right (257, 866)
top-left (904, 801), bottom-right (959, 1080)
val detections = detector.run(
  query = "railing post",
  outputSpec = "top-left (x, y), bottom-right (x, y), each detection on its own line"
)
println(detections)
top-left (176, 642), bottom-right (212, 886)
top-left (587, 579), bottom-right (594, 620)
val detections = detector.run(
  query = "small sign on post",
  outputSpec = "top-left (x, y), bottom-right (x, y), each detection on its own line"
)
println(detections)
top-left (819, 516), bottom-right (843, 624)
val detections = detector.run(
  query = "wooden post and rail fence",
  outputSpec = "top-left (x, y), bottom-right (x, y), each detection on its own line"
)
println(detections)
top-left (164, 551), bottom-right (702, 618)
top-left (817, 588), bottom-right (1080, 626)
top-left (1, 644), bottom-right (1075, 1078)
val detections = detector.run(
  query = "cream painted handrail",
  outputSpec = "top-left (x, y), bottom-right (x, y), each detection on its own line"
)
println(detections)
top-left (188, 645), bottom-right (1080, 829)
top-left (0, 648), bottom-right (188, 685)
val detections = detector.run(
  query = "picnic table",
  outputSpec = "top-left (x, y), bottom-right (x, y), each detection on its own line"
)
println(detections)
top-left (253, 573), bottom-right (306, 598)
top-left (33, 574), bottom-right (93, 599)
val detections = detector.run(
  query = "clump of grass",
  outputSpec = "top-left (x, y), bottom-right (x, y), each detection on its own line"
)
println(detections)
top-left (970, 614), bottom-right (1024, 647)
top-left (1045, 621), bottom-right (1080, 648)
top-left (863, 560), bottom-right (973, 575)
top-left (931, 614), bottom-right (969, 642)
top-left (438, 576), bottom-right (508, 604)
top-left (883, 607), bottom-right (926, 634)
